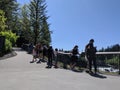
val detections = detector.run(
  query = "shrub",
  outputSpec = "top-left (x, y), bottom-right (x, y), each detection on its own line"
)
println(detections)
top-left (5, 39), bottom-right (12, 53)
top-left (0, 31), bottom-right (18, 54)
top-left (106, 56), bottom-right (119, 68)
top-left (0, 31), bottom-right (18, 46)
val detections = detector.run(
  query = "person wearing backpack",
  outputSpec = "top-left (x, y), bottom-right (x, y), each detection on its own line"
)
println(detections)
top-left (85, 39), bottom-right (97, 74)
top-left (46, 46), bottom-right (54, 68)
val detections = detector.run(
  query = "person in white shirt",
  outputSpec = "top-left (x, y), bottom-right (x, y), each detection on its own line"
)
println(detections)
top-left (30, 46), bottom-right (37, 63)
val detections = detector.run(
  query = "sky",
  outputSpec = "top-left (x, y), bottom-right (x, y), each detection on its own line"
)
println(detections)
top-left (17, 0), bottom-right (120, 51)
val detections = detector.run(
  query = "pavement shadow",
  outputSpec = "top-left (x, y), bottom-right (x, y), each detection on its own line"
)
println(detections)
top-left (89, 73), bottom-right (107, 79)
top-left (72, 69), bottom-right (84, 73)
top-left (0, 50), bottom-right (17, 60)
top-left (60, 67), bottom-right (84, 73)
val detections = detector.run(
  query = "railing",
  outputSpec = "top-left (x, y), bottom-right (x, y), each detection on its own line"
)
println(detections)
top-left (96, 52), bottom-right (120, 75)
top-left (58, 51), bottom-right (120, 75)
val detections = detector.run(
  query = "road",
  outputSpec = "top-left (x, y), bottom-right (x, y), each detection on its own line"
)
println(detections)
top-left (0, 48), bottom-right (120, 90)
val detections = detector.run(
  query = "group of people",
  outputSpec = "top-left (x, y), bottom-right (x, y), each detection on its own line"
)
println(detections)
top-left (70, 39), bottom-right (97, 74)
top-left (65, 39), bottom-right (97, 74)
top-left (30, 43), bottom-right (59, 68)
top-left (30, 39), bottom-right (97, 74)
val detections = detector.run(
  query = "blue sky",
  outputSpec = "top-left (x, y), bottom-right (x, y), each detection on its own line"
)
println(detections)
top-left (17, 0), bottom-right (120, 51)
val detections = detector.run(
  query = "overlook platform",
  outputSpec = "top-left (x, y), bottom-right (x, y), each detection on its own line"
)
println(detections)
top-left (0, 48), bottom-right (119, 90)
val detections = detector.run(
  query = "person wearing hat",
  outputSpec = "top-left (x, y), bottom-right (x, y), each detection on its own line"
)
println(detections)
top-left (85, 39), bottom-right (97, 74)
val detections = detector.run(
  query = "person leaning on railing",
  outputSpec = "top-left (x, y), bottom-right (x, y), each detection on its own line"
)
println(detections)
top-left (70, 45), bottom-right (79, 70)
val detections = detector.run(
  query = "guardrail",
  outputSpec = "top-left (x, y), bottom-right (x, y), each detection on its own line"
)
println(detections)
top-left (96, 52), bottom-right (120, 74)
top-left (58, 51), bottom-right (120, 75)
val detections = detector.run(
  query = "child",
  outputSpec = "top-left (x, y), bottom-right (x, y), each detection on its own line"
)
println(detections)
top-left (30, 46), bottom-right (37, 63)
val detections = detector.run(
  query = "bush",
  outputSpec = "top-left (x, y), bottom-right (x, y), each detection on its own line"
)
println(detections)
top-left (0, 31), bottom-right (18, 54)
top-left (0, 31), bottom-right (18, 46)
top-left (106, 56), bottom-right (119, 68)
top-left (5, 39), bottom-right (12, 53)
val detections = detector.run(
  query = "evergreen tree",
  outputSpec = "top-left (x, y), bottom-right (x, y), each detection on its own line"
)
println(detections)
top-left (40, 15), bottom-right (51, 46)
top-left (98, 44), bottom-right (120, 61)
top-left (29, 0), bottom-right (51, 45)
top-left (0, 10), bottom-right (7, 32)
top-left (20, 4), bottom-right (32, 43)
top-left (0, 0), bottom-right (19, 32)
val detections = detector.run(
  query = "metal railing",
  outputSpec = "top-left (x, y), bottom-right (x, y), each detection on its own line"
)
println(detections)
top-left (58, 51), bottom-right (120, 75)
top-left (96, 52), bottom-right (120, 74)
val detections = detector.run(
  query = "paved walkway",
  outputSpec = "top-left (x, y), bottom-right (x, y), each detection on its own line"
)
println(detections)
top-left (0, 48), bottom-right (120, 90)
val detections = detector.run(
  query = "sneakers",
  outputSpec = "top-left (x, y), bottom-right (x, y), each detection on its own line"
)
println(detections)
top-left (30, 60), bottom-right (34, 63)
top-left (36, 60), bottom-right (41, 63)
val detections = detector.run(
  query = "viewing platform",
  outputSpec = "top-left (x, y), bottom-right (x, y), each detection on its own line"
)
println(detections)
top-left (0, 48), bottom-right (120, 90)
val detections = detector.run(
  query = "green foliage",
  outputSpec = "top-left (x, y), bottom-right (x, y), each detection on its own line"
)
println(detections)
top-left (1, 0), bottom-right (51, 49)
top-left (5, 39), bottom-right (12, 52)
top-left (105, 56), bottom-right (119, 68)
top-left (29, 0), bottom-right (51, 45)
top-left (98, 44), bottom-right (120, 60)
top-left (40, 16), bottom-right (51, 46)
top-left (20, 4), bottom-right (32, 43)
top-left (0, 31), bottom-right (18, 46)
top-left (0, 0), bottom-right (19, 33)
top-left (0, 10), bottom-right (7, 31)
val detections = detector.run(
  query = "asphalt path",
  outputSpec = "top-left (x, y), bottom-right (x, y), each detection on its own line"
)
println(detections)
top-left (0, 48), bottom-right (120, 90)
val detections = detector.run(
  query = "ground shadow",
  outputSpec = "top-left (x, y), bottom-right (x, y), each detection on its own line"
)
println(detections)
top-left (0, 50), bottom-right (17, 60)
top-left (89, 72), bottom-right (107, 79)
top-left (58, 66), bottom-right (84, 73)
top-left (71, 69), bottom-right (84, 73)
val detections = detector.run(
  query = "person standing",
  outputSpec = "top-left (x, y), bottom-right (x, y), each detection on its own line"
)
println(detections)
top-left (36, 43), bottom-right (43, 63)
top-left (46, 46), bottom-right (54, 68)
top-left (30, 46), bottom-right (37, 63)
top-left (54, 48), bottom-right (59, 68)
top-left (42, 45), bottom-right (48, 62)
top-left (28, 43), bottom-right (34, 54)
top-left (70, 45), bottom-right (79, 70)
top-left (85, 39), bottom-right (97, 74)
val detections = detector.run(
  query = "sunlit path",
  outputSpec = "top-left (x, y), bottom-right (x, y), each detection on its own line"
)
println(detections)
top-left (0, 48), bottom-right (120, 90)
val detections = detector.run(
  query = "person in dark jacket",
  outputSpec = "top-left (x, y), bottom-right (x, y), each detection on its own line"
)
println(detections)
top-left (42, 45), bottom-right (48, 62)
top-left (54, 48), bottom-right (59, 68)
top-left (46, 46), bottom-right (54, 68)
top-left (85, 39), bottom-right (97, 74)
top-left (70, 45), bottom-right (79, 70)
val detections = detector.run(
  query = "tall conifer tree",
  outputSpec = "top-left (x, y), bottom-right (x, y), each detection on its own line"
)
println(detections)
top-left (29, 0), bottom-right (51, 45)
top-left (0, 0), bottom-right (19, 32)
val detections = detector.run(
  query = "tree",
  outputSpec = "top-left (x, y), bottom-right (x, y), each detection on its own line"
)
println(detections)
top-left (0, 0), bottom-right (19, 32)
top-left (40, 16), bottom-right (51, 46)
top-left (29, 0), bottom-right (51, 45)
top-left (98, 44), bottom-right (119, 59)
top-left (20, 4), bottom-right (32, 43)
top-left (0, 10), bottom-right (7, 32)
